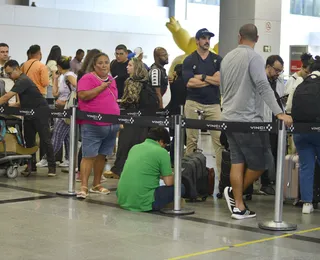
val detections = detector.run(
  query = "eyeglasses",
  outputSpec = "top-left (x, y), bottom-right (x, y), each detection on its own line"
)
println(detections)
top-left (272, 66), bottom-right (284, 74)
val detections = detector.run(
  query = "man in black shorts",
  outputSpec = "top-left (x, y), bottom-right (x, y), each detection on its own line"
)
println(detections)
top-left (0, 60), bottom-right (56, 176)
top-left (220, 24), bottom-right (292, 220)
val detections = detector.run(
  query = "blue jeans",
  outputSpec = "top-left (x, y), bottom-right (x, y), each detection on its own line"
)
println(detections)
top-left (152, 184), bottom-right (186, 211)
top-left (81, 124), bottom-right (119, 158)
top-left (293, 133), bottom-right (320, 202)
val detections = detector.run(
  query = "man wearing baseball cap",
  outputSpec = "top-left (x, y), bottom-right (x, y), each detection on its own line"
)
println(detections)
top-left (182, 28), bottom-right (223, 180)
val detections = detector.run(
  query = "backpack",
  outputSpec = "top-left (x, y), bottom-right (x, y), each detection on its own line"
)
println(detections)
top-left (190, 51), bottom-right (220, 74)
top-left (138, 81), bottom-right (159, 111)
top-left (292, 74), bottom-right (320, 123)
top-left (63, 79), bottom-right (77, 125)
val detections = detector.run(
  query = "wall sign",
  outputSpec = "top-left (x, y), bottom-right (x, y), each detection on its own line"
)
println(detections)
top-left (289, 45), bottom-right (309, 75)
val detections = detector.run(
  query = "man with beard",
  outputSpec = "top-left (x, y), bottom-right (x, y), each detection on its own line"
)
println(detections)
top-left (182, 28), bottom-right (223, 179)
top-left (149, 47), bottom-right (169, 108)
top-left (259, 55), bottom-right (285, 195)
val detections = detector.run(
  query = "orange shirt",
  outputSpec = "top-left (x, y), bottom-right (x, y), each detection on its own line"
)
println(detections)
top-left (21, 59), bottom-right (49, 95)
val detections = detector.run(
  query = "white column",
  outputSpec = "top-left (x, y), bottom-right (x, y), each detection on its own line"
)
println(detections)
top-left (219, 0), bottom-right (282, 61)
top-left (174, 0), bottom-right (187, 20)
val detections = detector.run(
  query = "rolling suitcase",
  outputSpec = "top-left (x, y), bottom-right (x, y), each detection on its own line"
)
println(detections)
top-left (283, 155), bottom-right (299, 201)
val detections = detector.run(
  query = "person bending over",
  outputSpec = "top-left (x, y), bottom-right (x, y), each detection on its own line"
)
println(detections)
top-left (117, 127), bottom-right (185, 211)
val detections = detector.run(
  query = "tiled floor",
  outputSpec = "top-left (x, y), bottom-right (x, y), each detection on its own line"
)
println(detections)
top-left (0, 135), bottom-right (319, 260)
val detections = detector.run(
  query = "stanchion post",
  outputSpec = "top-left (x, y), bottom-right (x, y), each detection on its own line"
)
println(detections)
top-left (57, 105), bottom-right (77, 196)
top-left (161, 112), bottom-right (195, 215)
top-left (259, 120), bottom-right (297, 231)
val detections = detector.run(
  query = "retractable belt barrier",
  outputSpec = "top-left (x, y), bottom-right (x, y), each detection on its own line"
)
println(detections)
top-left (0, 105), bottom-right (313, 228)
top-left (1, 106), bottom-right (320, 134)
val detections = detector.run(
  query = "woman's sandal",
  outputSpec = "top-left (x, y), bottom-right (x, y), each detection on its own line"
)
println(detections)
top-left (89, 184), bottom-right (111, 195)
top-left (77, 186), bottom-right (88, 199)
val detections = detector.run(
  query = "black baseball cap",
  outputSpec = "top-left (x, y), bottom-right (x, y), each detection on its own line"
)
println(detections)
top-left (195, 28), bottom-right (215, 39)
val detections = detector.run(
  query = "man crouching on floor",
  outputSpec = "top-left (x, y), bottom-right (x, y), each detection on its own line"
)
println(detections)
top-left (117, 127), bottom-right (185, 211)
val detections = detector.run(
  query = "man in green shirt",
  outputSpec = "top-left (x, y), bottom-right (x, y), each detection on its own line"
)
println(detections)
top-left (117, 128), bottom-right (183, 211)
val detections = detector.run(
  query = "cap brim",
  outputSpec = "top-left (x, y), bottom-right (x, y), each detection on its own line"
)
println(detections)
top-left (204, 32), bottom-right (215, 38)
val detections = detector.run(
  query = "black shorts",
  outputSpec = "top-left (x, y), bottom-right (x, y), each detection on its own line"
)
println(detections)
top-left (226, 132), bottom-right (271, 171)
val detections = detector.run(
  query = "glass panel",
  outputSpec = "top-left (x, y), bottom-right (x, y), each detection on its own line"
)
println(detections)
top-left (314, 0), bottom-right (320, 16)
top-left (290, 0), bottom-right (304, 15)
top-left (188, 0), bottom-right (220, 5)
top-left (303, 0), bottom-right (314, 16)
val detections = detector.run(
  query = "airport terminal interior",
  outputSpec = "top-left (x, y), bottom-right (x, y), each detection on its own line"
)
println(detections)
top-left (1, 0), bottom-right (320, 259)
top-left (0, 136), bottom-right (319, 260)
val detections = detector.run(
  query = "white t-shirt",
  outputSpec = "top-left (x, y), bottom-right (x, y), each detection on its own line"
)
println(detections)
top-left (58, 71), bottom-right (77, 101)
top-left (285, 73), bottom-right (304, 114)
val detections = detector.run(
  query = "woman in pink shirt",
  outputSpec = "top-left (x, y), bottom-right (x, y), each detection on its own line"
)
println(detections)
top-left (77, 53), bottom-right (120, 199)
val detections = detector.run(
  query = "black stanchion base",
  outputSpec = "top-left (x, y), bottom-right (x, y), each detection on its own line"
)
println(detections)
top-left (160, 208), bottom-right (195, 216)
top-left (258, 221), bottom-right (297, 231)
top-left (56, 191), bottom-right (77, 197)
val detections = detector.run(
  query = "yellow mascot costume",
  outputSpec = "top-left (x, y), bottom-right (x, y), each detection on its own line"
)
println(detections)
top-left (166, 17), bottom-right (219, 78)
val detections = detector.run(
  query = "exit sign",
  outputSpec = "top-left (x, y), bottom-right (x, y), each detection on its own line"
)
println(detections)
top-left (263, 45), bottom-right (272, 52)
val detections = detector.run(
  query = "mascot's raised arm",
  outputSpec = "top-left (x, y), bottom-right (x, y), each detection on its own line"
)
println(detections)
top-left (166, 17), bottom-right (219, 78)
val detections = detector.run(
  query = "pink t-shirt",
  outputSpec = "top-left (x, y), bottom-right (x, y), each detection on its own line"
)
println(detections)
top-left (77, 73), bottom-right (120, 126)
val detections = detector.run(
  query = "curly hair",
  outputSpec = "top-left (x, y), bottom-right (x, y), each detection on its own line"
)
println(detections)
top-left (129, 57), bottom-right (148, 80)
top-left (121, 58), bottom-right (149, 108)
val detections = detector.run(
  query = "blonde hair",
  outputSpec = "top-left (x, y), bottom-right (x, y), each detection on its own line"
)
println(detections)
top-left (130, 57), bottom-right (148, 80)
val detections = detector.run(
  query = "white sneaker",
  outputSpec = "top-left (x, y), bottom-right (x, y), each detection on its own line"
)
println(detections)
top-left (59, 160), bottom-right (69, 167)
top-left (36, 159), bottom-right (48, 167)
top-left (302, 203), bottom-right (314, 214)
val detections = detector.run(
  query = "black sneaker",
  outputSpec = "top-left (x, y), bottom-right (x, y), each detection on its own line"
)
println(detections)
top-left (48, 167), bottom-right (56, 177)
top-left (260, 185), bottom-right (275, 195)
top-left (224, 186), bottom-right (235, 214)
top-left (231, 207), bottom-right (256, 220)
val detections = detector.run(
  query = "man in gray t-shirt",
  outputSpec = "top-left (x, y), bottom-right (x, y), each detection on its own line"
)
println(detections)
top-left (220, 24), bottom-right (292, 220)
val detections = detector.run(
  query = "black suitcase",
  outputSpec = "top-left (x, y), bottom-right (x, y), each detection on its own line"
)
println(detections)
top-left (181, 152), bottom-right (209, 202)
top-left (313, 163), bottom-right (320, 208)
top-left (217, 149), bottom-right (253, 200)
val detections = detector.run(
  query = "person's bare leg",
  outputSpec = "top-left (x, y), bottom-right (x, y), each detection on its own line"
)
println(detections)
top-left (93, 154), bottom-right (106, 187)
top-left (80, 157), bottom-right (95, 192)
top-left (230, 163), bottom-right (246, 210)
top-left (243, 168), bottom-right (264, 192)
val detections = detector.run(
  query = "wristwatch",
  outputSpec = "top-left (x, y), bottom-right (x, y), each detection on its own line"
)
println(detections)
top-left (201, 74), bottom-right (207, 82)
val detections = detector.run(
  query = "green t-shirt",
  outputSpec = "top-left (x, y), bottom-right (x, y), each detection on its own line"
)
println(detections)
top-left (116, 139), bottom-right (172, 212)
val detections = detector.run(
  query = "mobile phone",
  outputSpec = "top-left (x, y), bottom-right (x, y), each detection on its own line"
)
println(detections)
top-left (104, 75), bottom-right (118, 82)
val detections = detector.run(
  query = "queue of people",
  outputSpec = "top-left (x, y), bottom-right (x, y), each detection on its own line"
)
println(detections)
top-left (0, 22), bottom-right (319, 218)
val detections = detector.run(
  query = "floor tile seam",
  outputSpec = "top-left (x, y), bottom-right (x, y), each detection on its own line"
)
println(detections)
top-left (1, 182), bottom-right (320, 245)
top-left (0, 195), bottom-right (54, 205)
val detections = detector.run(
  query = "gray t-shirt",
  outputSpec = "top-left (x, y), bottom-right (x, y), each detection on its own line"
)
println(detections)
top-left (220, 45), bottom-right (282, 122)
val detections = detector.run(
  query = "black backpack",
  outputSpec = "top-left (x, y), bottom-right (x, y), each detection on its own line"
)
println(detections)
top-left (139, 81), bottom-right (159, 111)
top-left (292, 74), bottom-right (320, 123)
